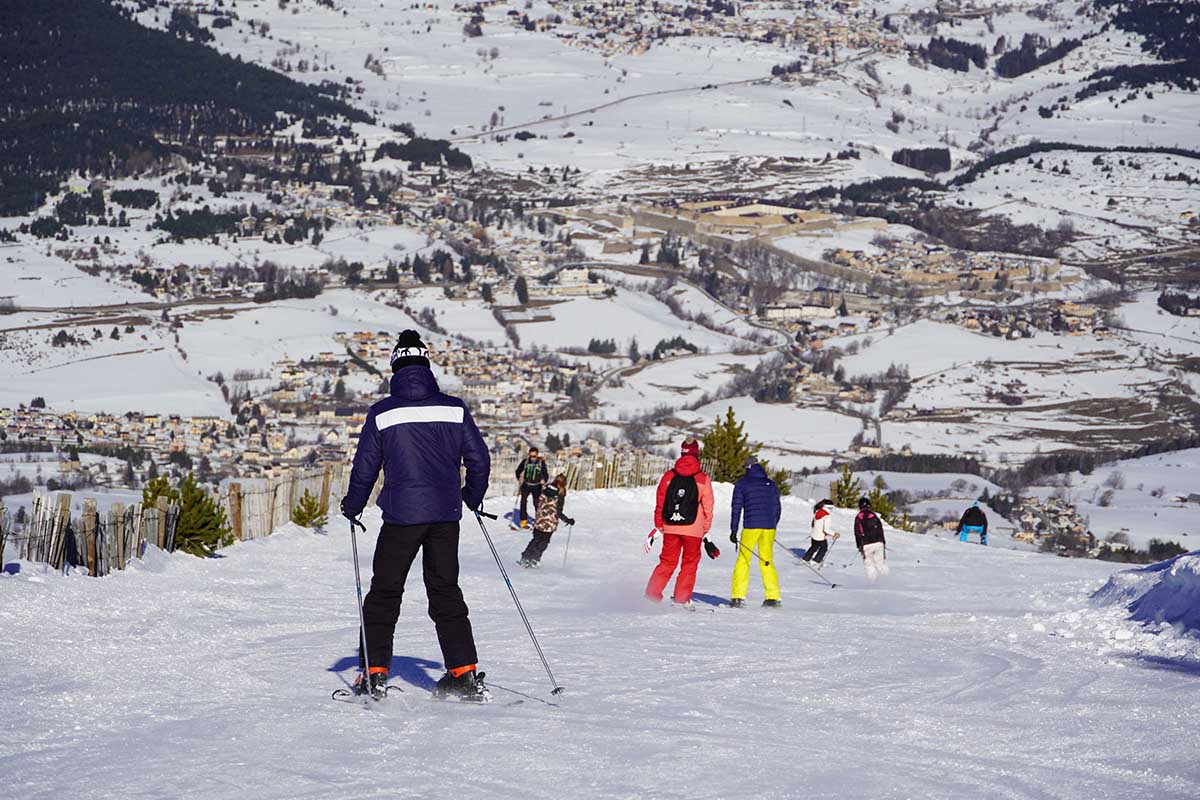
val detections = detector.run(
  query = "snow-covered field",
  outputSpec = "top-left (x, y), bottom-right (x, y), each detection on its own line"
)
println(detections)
top-left (3, 488), bottom-right (1198, 799)
top-left (683, 396), bottom-right (864, 466)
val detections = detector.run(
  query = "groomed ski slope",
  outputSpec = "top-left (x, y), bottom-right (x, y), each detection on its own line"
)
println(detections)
top-left (3, 487), bottom-right (1199, 800)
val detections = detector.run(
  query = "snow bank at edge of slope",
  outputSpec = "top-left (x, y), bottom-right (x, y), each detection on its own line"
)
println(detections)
top-left (1090, 550), bottom-right (1200, 634)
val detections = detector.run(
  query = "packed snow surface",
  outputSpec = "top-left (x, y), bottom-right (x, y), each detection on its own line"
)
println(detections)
top-left (3, 488), bottom-right (1199, 799)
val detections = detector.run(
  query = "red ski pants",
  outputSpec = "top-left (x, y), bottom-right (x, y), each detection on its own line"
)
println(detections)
top-left (645, 533), bottom-right (702, 604)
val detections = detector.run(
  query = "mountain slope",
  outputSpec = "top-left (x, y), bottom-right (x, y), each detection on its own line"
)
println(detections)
top-left (0, 0), bottom-right (369, 213)
top-left (2, 488), bottom-right (1197, 799)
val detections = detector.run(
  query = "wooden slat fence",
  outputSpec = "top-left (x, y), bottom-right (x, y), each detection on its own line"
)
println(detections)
top-left (1, 456), bottom-right (808, 577)
top-left (2, 492), bottom-right (180, 576)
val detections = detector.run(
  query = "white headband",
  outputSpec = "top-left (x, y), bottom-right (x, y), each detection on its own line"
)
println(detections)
top-left (390, 344), bottom-right (430, 365)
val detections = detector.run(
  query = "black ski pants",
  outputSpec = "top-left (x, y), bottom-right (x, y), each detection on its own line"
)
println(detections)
top-left (359, 521), bottom-right (477, 673)
top-left (803, 538), bottom-right (829, 564)
top-left (520, 530), bottom-right (553, 563)
top-left (519, 483), bottom-right (543, 524)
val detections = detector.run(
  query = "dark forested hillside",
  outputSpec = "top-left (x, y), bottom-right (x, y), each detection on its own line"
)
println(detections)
top-left (0, 0), bottom-right (370, 214)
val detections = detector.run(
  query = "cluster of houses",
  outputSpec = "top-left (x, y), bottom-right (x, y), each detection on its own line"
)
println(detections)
top-left (481, 0), bottom-right (902, 59)
top-left (941, 300), bottom-right (1109, 340)
top-left (826, 242), bottom-right (1078, 298)
top-left (1011, 496), bottom-right (1094, 555)
top-left (334, 331), bottom-right (599, 421)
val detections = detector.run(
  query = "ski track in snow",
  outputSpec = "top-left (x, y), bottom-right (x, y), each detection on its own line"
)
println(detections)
top-left (2, 489), bottom-right (1198, 800)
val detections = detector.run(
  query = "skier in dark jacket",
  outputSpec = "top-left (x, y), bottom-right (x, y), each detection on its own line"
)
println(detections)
top-left (729, 456), bottom-right (783, 608)
top-left (514, 447), bottom-right (549, 528)
top-left (957, 502), bottom-right (989, 545)
top-left (341, 330), bottom-right (492, 702)
top-left (854, 497), bottom-right (889, 582)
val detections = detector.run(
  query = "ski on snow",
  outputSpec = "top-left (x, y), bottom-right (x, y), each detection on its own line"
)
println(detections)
top-left (331, 684), bottom-right (532, 708)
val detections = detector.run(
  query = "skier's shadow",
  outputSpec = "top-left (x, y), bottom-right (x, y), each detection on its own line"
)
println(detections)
top-left (691, 592), bottom-right (726, 607)
top-left (327, 654), bottom-right (442, 691)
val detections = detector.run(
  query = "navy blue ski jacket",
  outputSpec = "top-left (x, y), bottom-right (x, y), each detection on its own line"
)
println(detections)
top-left (730, 464), bottom-right (782, 534)
top-left (341, 366), bottom-right (490, 526)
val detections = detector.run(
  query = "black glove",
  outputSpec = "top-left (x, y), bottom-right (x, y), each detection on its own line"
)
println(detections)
top-left (729, 531), bottom-right (738, 545)
top-left (703, 538), bottom-right (720, 560)
top-left (564, 517), bottom-right (576, 526)
top-left (461, 487), bottom-right (481, 513)
top-left (340, 498), bottom-right (359, 522)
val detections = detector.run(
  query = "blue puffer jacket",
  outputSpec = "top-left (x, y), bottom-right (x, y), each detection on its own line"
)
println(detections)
top-left (730, 464), bottom-right (781, 533)
top-left (341, 366), bottom-right (490, 526)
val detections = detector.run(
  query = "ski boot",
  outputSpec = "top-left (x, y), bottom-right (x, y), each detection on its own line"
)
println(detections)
top-left (433, 668), bottom-right (492, 703)
top-left (352, 669), bottom-right (390, 699)
top-left (729, 598), bottom-right (746, 608)
top-left (762, 599), bottom-right (782, 609)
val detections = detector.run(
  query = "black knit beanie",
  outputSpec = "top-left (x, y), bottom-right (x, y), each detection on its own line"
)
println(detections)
top-left (390, 329), bottom-right (430, 372)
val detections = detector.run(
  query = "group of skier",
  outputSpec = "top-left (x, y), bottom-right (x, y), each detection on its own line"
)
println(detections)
top-left (641, 438), bottom-right (891, 607)
top-left (336, 330), bottom-right (907, 703)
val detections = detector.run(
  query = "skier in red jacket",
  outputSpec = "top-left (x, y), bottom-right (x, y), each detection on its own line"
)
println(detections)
top-left (645, 438), bottom-right (716, 606)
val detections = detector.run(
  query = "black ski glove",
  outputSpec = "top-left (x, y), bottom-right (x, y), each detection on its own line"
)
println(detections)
top-left (703, 538), bottom-right (721, 560)
top-left (460, 487), bottom-right (482, 513)
top-left (340, 498), bottom-right (360, 522)
top-left (564, 517), bottom-right (576, 526)
top-left (729, 531), bottom-right (738, 544)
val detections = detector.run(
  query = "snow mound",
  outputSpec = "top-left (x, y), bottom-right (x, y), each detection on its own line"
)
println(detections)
top-left (1090, 551), bottom-right (1200, 633)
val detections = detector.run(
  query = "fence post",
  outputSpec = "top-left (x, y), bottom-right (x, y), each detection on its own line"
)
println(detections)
top-left (319, 465), bottom-right (333, 515)
top-left (83, 498), bottom-right (98, 576)
top-left (51, 493), bottom-right (72, 570)
top-left (0, 500), bottom-right (6, 565)
top-left (112, 502), bottom-right (126, 571)
top-left (287, 470), bottom-right (300, 521)
top-left (229, 483), bottom-right (244, 541)
top-left (155, 496), bottom-right (169, 549)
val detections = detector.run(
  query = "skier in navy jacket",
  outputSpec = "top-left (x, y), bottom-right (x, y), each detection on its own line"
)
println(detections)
top-left (729, 457), bottom-right (783, 607)
top-left (341, 330), bottom-right (492, 701)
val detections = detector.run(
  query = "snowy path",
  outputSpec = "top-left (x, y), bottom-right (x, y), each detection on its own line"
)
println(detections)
top-left (3, 489), bottom-right (1198, 799)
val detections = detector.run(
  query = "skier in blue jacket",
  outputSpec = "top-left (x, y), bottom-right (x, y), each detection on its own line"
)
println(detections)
top-left (341, 330), bottom-right (492, 701)
top-left (728, 456), bottom-right (783, 608)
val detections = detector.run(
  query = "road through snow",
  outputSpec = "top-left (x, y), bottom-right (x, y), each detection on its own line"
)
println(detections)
top-left (3, 489), bottom-right (1198, 800)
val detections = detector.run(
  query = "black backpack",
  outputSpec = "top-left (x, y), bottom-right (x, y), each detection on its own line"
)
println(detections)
top-left (860, 510), bottom-right (884, 541)
top-left (664, 471), bottom-right (699, 525)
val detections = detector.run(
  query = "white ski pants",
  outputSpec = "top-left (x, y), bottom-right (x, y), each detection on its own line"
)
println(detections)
top-left (862, 541), bottom-right (889, 583)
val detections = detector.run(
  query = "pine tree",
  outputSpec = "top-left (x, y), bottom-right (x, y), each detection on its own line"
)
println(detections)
top-left (175, 474), bottom-right (231, 557)
top-left (144, 474), bottom-right (231, 557)
top-left (867, 476), bottom-right (896, 520)
top-left (700, 407), bottom-right (791, 493)
top-left (142, 475), bottom-right (174, 507)
top-left (515, 275), bottom-right (529, 305)
top-left (291, 489), bottom-right (328, 529)
top-left (702, 407), bottom-right (756, 484)
top-left (830, 464), bottom-right (863, 508)
top-left (866, 476), bottom-right (915, 531)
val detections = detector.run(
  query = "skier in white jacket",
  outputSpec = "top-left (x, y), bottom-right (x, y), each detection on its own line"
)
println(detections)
top-left (803, 499), bottom-right (836, 566)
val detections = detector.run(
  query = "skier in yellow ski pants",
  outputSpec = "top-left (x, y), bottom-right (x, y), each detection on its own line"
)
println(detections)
top-left (731, 527), bottom-right (781, 603)
top-left (729, 458), bottom-right (784, 608)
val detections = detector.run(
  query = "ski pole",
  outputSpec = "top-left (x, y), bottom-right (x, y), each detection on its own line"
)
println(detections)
top-left (799, 555), bottom-right (838, 588)
top-left (348, 516), bottom-right (376, 703)
top-left (561, 523), bottom-right (573, 569)
top-left (774, 536), bottom-right (837, 588)
top-left (737, 540), bottom-right (770, 567)
top-left (474, 510), bottom-right (565, 695)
